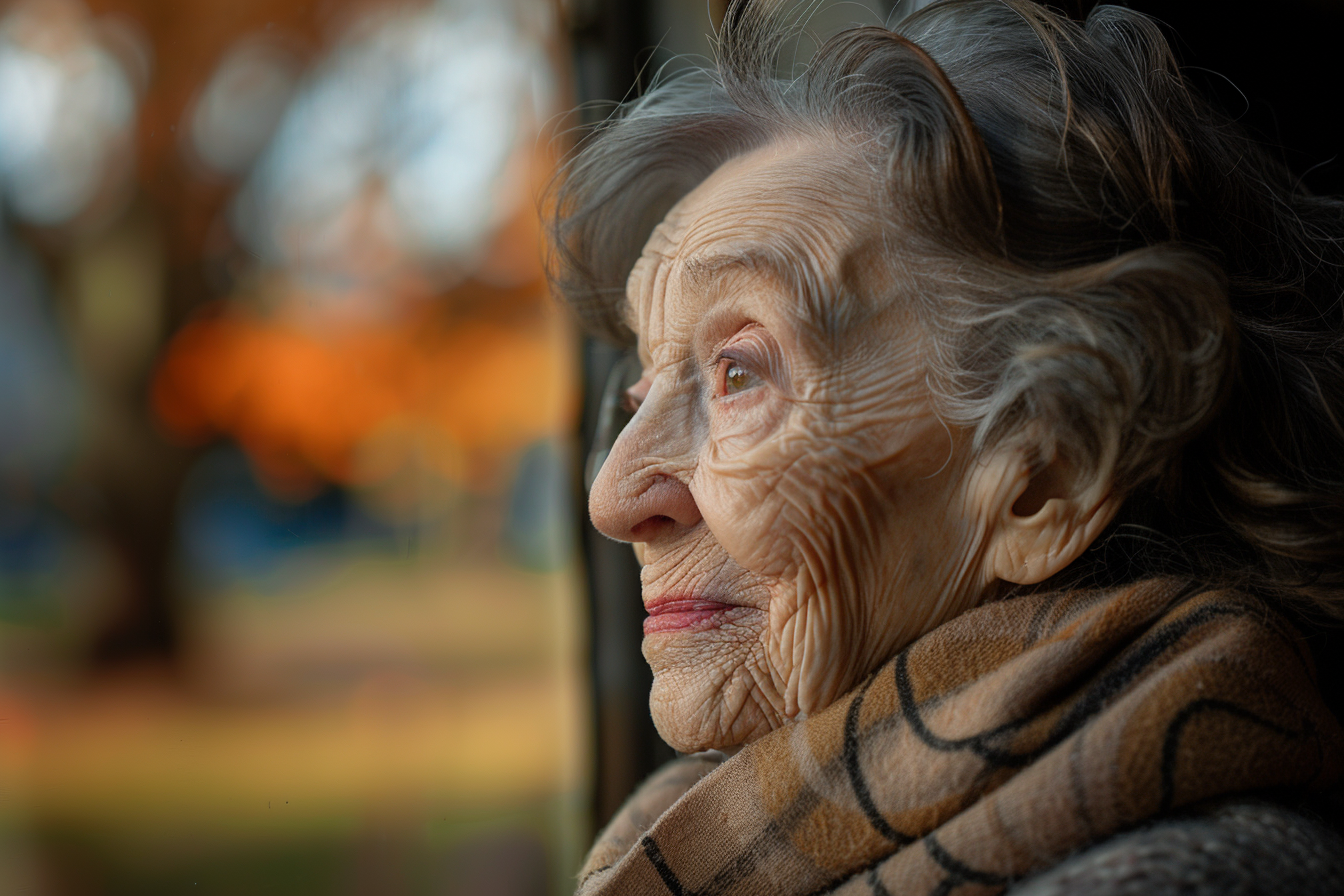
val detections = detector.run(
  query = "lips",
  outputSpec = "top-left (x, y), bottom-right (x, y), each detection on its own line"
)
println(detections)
top-left (643, 597), bottom-right (737, 634)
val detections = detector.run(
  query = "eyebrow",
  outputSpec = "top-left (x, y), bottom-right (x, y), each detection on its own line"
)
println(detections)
top-left (619, 250), bottom-right (786, 342)
top-left (678, 244), bottom-right (848, 339)
top-left (680, 251), bottom-right (771, 295)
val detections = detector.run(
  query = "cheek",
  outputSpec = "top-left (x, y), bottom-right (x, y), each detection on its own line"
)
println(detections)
top-left (694, 443), bottom-right (794, 576)
top-left (692, 350), bottom-right (943, 584)
top-left (692, 397), bottom-right (797, 572)
top-left (696, 419), bottom-right (875, 579)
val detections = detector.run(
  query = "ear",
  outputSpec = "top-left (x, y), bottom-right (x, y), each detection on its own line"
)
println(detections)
top-left (977, 444), bottom-right (1124, 586)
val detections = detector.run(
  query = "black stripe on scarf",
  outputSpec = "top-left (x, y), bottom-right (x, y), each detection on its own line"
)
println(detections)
top-left (643, 836), bottom-right (689, 896)
top-left (924, 833), bottom-right (1011, 893)
top-left (893, 582), bottom-right (1238, 771)
top-left (845, 668), bottom-right (915, 844)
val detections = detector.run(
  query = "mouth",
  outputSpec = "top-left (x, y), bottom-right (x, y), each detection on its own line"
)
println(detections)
top-left (642, 597), bottom-right (738, 634)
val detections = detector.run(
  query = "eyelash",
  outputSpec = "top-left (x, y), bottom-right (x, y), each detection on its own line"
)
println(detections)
top-left (617, 343), bottom-right (766, 413)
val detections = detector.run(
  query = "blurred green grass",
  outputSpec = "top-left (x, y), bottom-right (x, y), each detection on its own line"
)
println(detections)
top-left (0, 551), bottom-right (590, 895)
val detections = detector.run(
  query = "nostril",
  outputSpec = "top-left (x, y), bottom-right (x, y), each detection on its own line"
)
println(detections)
top-left (631, 515), bottom-right (676, 539)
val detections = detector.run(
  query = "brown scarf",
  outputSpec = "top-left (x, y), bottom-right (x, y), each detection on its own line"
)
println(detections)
top-left (578, 578), bottom-right (1343, 895)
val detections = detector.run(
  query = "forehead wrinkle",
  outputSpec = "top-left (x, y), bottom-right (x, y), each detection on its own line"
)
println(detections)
top-left (679, 249), bottom-right (784, 301)
top-left (676, 234), bottom-right (856, 345)
top-left (680, 206), bottom-right (877, 345)
top-left (626, 236), bottom-right (676, 352)
top-left (628, 141), bottom-right (887, 349)
top-left (635, 251), bottom-right (700, 372)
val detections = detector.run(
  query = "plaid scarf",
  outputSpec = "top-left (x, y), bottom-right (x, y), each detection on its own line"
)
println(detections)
top-left (578, 578), bottom-right (1343, 895)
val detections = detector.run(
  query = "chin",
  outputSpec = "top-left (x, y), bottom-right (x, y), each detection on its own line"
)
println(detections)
top-left (641, 597), bottom-right (784, 751)
top-left (647, 666), bottom-right (782, 754)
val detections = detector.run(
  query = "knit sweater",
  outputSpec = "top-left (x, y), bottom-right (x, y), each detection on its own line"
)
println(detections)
top-left (1010, 797), bottom-right (1344, 896)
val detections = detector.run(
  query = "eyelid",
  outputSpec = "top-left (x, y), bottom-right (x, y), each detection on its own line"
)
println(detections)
top-left (711, 326), bottom-right (788, 396)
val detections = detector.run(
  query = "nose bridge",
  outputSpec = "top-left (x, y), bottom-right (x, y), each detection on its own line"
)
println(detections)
top-left (606, 372), bottom-right (699, 497)
top-left (632, 369), bottom-right (699, 464)
top-left (588, 368), bottom-right (703, 542)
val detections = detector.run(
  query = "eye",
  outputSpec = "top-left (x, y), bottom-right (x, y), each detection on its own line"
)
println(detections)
top-left (716, 357), bottom-right (756, 397)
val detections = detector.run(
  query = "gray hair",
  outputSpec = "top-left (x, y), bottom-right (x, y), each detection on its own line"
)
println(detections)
top-left (548, 0), bottom-right (1344, 619)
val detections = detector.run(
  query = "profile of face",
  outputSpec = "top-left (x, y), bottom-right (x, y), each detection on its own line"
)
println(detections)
top-left (588, 139), bottom-right (1119, 754)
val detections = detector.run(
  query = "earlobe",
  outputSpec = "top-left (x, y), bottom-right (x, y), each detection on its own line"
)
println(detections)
top-left (980, 448), bottom-right (1123, 586)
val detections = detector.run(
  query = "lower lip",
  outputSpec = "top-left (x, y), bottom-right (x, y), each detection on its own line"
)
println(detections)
top-left (643, 600), bottom-right (735, 634)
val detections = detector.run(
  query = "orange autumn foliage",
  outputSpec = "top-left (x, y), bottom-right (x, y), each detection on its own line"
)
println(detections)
top-left (152, 301), bottom-right (575, 495)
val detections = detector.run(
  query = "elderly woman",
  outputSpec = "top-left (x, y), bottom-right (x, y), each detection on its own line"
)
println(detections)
top-left (550, 0), bottom-right (1344, 892)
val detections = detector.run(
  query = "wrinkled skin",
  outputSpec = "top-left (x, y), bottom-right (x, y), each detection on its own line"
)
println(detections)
top-left (588, 141), bottom-right (1061, 753)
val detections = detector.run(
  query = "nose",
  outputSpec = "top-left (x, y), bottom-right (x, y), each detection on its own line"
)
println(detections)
top-left (588, 398), bottom-right (702, 544)
top-left (590, 473), bottom-right (702, 543)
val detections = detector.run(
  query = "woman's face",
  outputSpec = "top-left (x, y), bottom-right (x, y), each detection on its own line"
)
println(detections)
top-left (589, 141), bottom-right (1003, 753)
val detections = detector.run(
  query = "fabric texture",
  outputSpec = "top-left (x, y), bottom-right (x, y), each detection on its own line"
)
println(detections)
top-left (577, 578), bottom-right (1344, 896)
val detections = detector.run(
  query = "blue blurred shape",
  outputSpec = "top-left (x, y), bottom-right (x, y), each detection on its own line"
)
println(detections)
top-left (0, 501), bottom-right (67, 612)
top-left (504, 440), bottom-right (574, 571)
top-left (0, 226), bottom-right (79, 485)
top-left (178, 446), bottom-right (398, 587)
